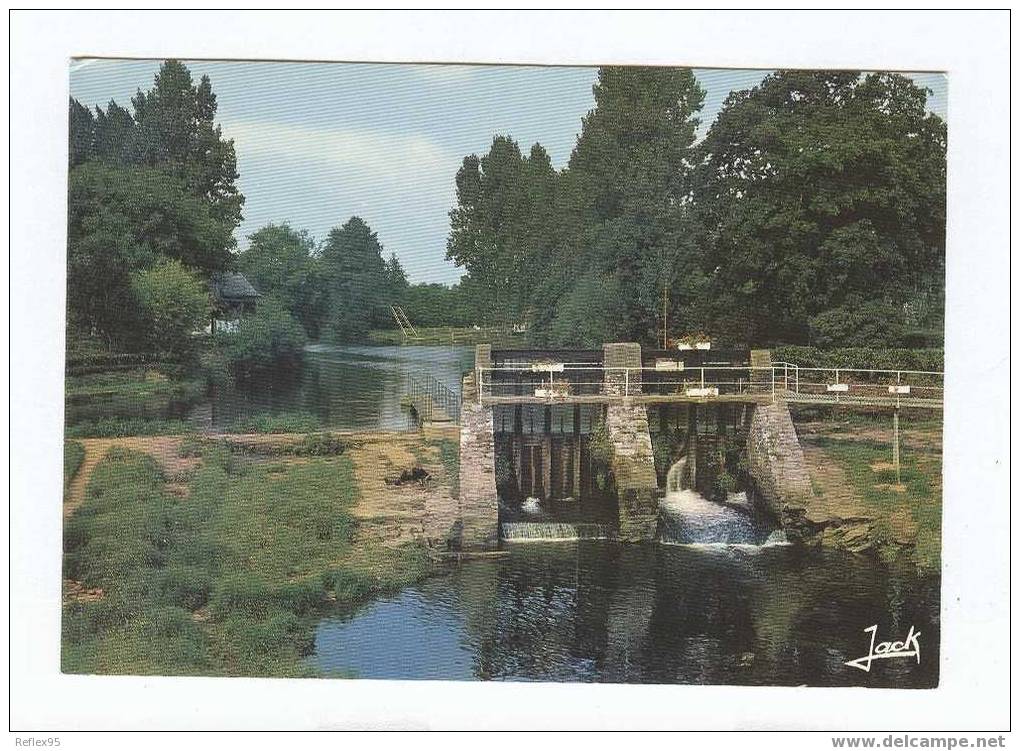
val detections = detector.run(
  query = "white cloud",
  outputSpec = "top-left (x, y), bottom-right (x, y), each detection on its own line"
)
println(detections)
top-left (219, 117), bottom-right (454, 184)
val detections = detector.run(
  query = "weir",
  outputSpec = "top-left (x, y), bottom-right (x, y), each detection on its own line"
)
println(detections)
top-left (441, 341), bottom-right (942, 551)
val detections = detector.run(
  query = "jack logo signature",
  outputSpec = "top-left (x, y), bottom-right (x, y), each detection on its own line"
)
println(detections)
top-left (844, 624), bottom-right (921, 673)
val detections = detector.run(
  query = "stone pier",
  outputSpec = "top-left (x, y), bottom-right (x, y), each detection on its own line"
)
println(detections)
top-left (603, 343), bottom-right (659, 541)
top-left (457, 345), bottom-right (499, 549)
top-left (746, 400), bottom-right (814, 539)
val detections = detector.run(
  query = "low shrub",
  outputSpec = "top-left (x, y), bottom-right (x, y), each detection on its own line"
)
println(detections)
top-left (156, 565), bottom-right (212, 611)
top-left (140, 605), bottom-right (198, 639)
top-left (219, 298), bottom-right (307, 383)
top-left (64, 449), bottom-right (173, 588)
top-left (66, 417), bottom-right (192, 438)
top-left (323, 567), bottom-right (375, 601)
top-left (275, 578), bottom-right (327, 615)
top-left (293, 433), bottom-right (347, 456)
top-left (229, 411), bottom-right (321, 434)
top-left (772, 345), bottom-right (943, 372)
top-left (208, 574), bottom-right (275, 620)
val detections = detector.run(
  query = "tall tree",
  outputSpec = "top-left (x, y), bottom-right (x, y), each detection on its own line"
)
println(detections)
top-left (239, 223), bottom-right (325, 339)
top-left (447, 137), bottom-right (558, 327)
top-left (693, 70), bottom-right (946, 345)
top-left (129, 60), bottom-right (244, 228)
top-left (551, 66), bottom-right (706, 344)
top-left (383, 252), bottom-right (409, 310)
top-left (68, 98), bottom-right (95, 167)
top-left (93, 101), bottom-right (136, 164)
top-left (67, 61), bottom-right (246, 350)
top-left (69, 161), bottom-right (235, 272)
top-left (319, 217), bottom-right (389, 342)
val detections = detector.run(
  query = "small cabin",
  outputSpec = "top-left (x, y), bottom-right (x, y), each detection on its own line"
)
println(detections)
top-left (209, 272), bottom-right (260, 334)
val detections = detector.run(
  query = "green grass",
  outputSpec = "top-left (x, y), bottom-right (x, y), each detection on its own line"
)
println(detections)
top-left (227, 411), bottom-right (322, 434)
top-left (64, 441), bottom-right (85, 493)
top-left (66, 368), bottom-right (202, 399)
top-left (807, 435), bottom-right (941, 572)
top-left (62, 444), bottom-right (434, 677)
top-left (65, 417), bottom-right (194, 438)
top-left (65, 368), bottom-right (206, 437)
top-left (366, 326), bottom-right (529, 347)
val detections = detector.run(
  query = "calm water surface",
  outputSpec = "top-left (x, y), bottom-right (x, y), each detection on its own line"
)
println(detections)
top-left (204, 344), bottom-right (474, 431)
top-left (312, 542), bottom-right (939, 687)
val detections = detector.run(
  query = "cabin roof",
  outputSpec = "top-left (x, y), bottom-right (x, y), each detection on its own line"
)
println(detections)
top-left (210, 272), bottom-right (260, 303)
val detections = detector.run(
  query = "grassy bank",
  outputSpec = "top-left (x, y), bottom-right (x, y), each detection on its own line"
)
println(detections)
top-left (65, 367), bottom-right (206, 438)
top-left (796, 415), bottom-right (942, 573)
top-left (366, 326), bottom-right (528, 347)
top-left (62, 442), bottom-right (434, 677)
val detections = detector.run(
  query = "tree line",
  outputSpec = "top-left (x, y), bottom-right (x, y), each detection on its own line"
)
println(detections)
top-left (66, 60), bottom-right (456, 365)
top-left (68, 61), bottom-right (946, 360)
top-left (446, 68), bottom-right (946, 348)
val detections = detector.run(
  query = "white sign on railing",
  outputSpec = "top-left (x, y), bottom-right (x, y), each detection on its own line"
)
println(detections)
top-left (685, 387), bottom-right (719, 397)
top-left (654, 359), bottom-right (683, 371)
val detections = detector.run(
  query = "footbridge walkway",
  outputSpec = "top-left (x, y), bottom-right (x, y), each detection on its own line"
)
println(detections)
top-left (436, 343), bottom-right (941, 551)
top-left (474, 361), bottom-right (943, 410)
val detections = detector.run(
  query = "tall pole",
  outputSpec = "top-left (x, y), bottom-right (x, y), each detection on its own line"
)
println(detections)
top-left (893, 408), bottom-right (901, 485)
top-left (662, 281), bottom-right (668, 349)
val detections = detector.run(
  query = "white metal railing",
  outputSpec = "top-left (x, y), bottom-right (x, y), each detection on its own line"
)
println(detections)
top-left (475, 363), bottom-right (943, 408)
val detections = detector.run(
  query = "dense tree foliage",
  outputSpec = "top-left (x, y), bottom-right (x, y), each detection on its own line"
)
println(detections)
top-left (448, 67), bottom-right (706, 345)
top-left (68, 60), bottom-right (244, 350)
top-left (132, 259), bottom-right (210, 360)
top-left (400, 281), bottom-right (480, 329)
top-left (238, 224), bottom-right (325, 339)
top-left (447, 139), bottom-right (559, 326)
top-left (67, 61), bottom-right (946, 355)
top-left (445, 67), bottom-right (946, 348)
top-left (219, 298), bottom-right (308, 382)
top-left (693, 71), bottom-right (946, 345)
top-left (318, 217), bottom-right (393, 342)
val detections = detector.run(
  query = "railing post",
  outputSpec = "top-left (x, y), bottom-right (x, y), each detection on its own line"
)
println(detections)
top-left (771, 367), bottom-right (776, 403)
top-left (624, 368), bottom-right (629, 398)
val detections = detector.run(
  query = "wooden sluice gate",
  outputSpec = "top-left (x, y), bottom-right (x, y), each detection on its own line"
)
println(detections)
top-left (448, 342), bottom-right (944, 550)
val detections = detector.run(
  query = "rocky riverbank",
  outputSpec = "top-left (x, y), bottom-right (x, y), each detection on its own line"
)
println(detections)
top-left (790, 415), bottom-right (943, 571)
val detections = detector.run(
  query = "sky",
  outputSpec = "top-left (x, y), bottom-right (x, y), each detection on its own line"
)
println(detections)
top-left (69, 60), bottom-right (947, 286)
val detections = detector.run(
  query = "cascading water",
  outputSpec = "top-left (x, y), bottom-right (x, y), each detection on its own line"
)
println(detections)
top-left (501, 522), bottom-right (614, 542)
top-left (658, 455), bottom-right (786, 546)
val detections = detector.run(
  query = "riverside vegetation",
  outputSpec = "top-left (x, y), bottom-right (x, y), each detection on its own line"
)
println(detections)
top-left (62, 59), bottom-right (946, 678)
top-left (61, 438), bottom-right (434, 677)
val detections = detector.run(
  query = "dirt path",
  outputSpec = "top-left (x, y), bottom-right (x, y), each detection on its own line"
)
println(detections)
top-left (345, 435), bottom-right (458, 552)
top-left (63, 435), bottom-right (198, 518)
top-left (64, 431), bottom-right (459, 550)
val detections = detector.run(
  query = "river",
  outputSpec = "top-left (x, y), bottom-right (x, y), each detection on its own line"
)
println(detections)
top-left (70, 343), bottom-right (941, 685)
top-left (201, 343), bottom-right (476, 431)
top-left (311, 541), bottom-right (939, 686)
top-left (265, 346), bottom-right (937, 686)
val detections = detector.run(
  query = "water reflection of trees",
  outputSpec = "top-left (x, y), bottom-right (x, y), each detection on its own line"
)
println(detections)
top-left (454, 543), bottom-right (940, 687)
top-left (210, 346), bottom-right (474, 431)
